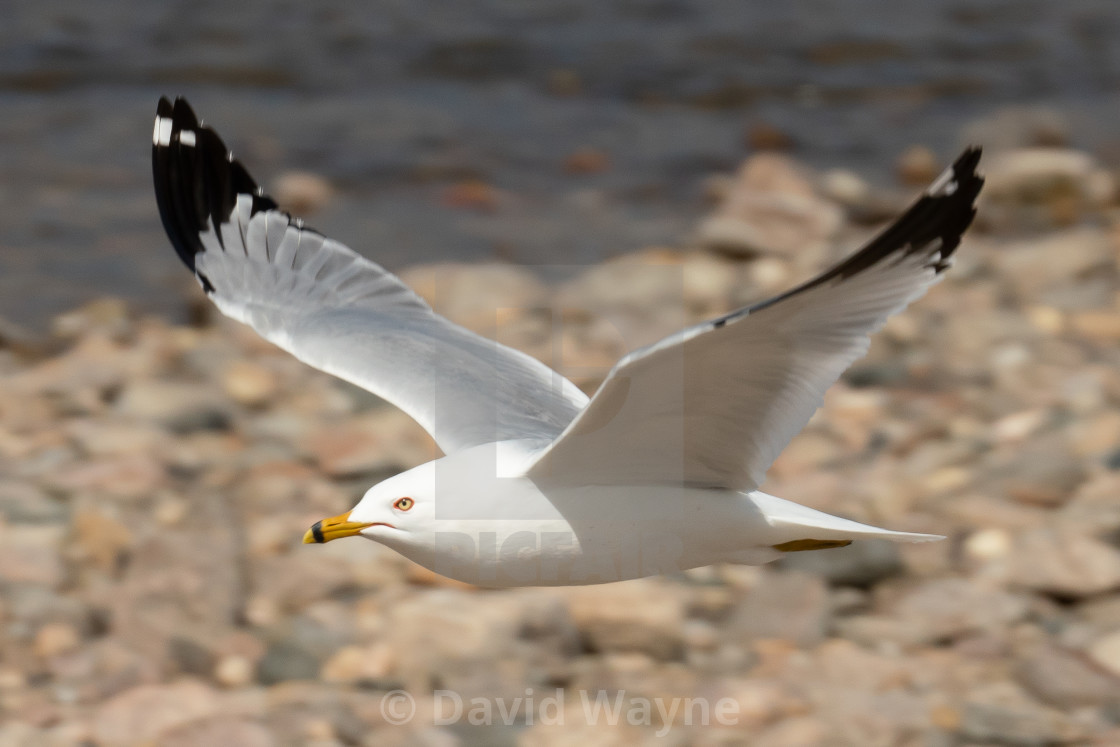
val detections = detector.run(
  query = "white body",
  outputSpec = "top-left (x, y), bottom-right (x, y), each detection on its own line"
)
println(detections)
top-left (350, 442), bottom-right (938, 587)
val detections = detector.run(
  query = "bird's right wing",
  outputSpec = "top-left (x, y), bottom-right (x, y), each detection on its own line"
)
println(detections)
top-left (153, 97), bottom-right (588, 454)
top-left (527, 149), bottom-right (983, 491)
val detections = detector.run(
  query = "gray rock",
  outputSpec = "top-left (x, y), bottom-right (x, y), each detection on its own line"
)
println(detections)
top-left (262, 681), bottom-right (367, 745)
top-left (249, 553), bottom-right (359, 611)
top-left (0, 480), bottom-right (67, 525)
top-left (4, 584), bottom-right (92, 634)
top-left (991, 440), bottom-right (1087, 507)
top-left (897, 578), bottom-right (1030, 643)
top-left (107, 492), bottom-right (243, 673)
top-left (162, 717), bottom-right (275, 747)
top-left (840, 578), bottom-right (1029, 648)
top-left (564, 580), bottom-right (686, 660)
top-left (1007, 527), bottom-right (1120, 598)
top-left (0, 524), bottom-right (65, 587)
top-left (257, 640), bottom-right (321, 686)
top-left (1016, 644), bottom-right (1120, 709)
top-left (992, 228), bottom-right (1113, 301)
top-left (381, 589), bottom-right (577, 698)
top-left (750, 716), bottom-right (828, 747)
top-left (0, 723), bottom-right (45, 747)
top-left (47, 637), bottom-right (159, 705)
top-left (984, 147), bottom-right (1111, 209)
top-left (298, 409), bottom-right (434, 479)
top-left (271, 170), bottom-right (334, 216)
top-left (727, 570), bottom-right (830, 649)
top-left (696, 153), bottom-right (843, 258)
top-left (1057, 472), bottom-right (1120, 540)
top-left (959, 682), bottom-right (1085, 746)
top-left (115, 380), bottom-right (233, 433)
top-left (1077, 593), bottom-right (1120, 628)
top-left (93, 680), bottom-right (223, 747)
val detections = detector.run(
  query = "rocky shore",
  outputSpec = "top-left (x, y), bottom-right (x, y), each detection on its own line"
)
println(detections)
top-left (2, 142), bottom-right (1120, 745)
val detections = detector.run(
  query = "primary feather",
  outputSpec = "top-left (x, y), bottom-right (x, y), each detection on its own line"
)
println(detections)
top-left (152, 97), bottom-right (588, 454)
top-left (527, 149), bottom-right (982, 491)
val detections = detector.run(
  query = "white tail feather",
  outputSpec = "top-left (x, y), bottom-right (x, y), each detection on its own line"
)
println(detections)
top-left (749, 491), bottom-right (944, 545)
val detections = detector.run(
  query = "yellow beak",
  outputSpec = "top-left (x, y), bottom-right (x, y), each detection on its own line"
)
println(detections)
top-left (303, 511), bottom-right (375, 544)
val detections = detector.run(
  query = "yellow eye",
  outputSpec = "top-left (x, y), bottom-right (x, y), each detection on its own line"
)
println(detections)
top-left (393, 497), bottom-right (414, 511)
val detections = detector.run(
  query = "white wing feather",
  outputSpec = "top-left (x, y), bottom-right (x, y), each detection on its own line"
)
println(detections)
top-left (527, 149), bottom-right (983, 491)
top-left (152, 97), bottom-right (587, 454)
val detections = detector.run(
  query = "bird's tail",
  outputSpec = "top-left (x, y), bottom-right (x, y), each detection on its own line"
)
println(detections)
top-left (748, 491), bottom-right (944, 551)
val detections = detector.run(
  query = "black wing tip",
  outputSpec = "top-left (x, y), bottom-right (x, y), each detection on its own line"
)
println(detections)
top-left (152, 95), bottom-right (297, 291)
top-left (956, 145), bottom-right (983, 171)
top-left (923, 146), bottom-right (984, 270)
top-left (733, 148), bottom-right (985, 318)
top-left (930, 145), bottom-right (984, 203)
top-left (833, 147), bottom-right (984, 280)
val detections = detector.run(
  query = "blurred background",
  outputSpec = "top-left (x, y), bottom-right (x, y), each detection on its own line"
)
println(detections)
top-left (3, 1), bottom-right (1120, 745)
top-left (2, 0), bottom-right (1120, 327)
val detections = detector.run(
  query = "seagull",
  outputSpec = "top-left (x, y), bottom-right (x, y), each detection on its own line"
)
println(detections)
top-left (152, 97), bottom-right (982, 587)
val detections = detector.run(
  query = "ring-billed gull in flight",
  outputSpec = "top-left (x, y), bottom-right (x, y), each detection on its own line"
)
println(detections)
top-left (152, 97), bottom-right (982, 586)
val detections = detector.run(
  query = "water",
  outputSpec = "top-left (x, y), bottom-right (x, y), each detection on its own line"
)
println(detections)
top-left (2, 0), bottom-right (1119, 329)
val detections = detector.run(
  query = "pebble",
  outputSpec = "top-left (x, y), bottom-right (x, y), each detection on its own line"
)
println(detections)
top-left (93, 681), bottom-right (222, 746)
top-left (1017, 644), bottom-right (1120, 708)
top-left (161, 717), bottom-right (275, 747)
top-left (440, 179), bottom-right (499, 211)
top-left (998, 443), bottom-right (1086, 507)
top-left (696, 153), bottom-right (843, 258)
top-left (68, 509), bottom-right (133, 572)
top-left (300, 409), bottom-right (434, 477)
top-left (1087, 631), bottom-right (1120, 679)
top-left (964, 528), bottom-right (1013, 562)
top-left (0, 480), bottom-right (66, 525)
top-left (563, 147), bottom-right (611, 174)
top-left (895, 145), bottom-right (939, 185)
top-left (850, 578), bottom-right (1028, 648)
top-left (819, 168), bottom-right (869, 207)
top-left (0, 524), bottom-right (65, 587)
top-left (993, 227), bottom-right (1113, 299)
top-left (272, 170), bottom-right (334, 215)
top-left (1007, 528), bottom-right (1120, 598)
top-left (32, 623), bottom-right (80, 659)
top-left (565, 580), bottom-right (686, 660)
top-left (221, 360), bottom-right (280, 407)
top-left (214, 655), bottom-right (256, 689)
top-left (115, 380), bottom-right (233, 433)
top-left (985, 148), bottom-right (1097, 203)
top-left (727, 570), bottom-right (830, 649)
top-left (257, 640), bottom-right (322, 686)
top-left (745, 121), bottom-right (795, 151)
top-left (959, 682), bottom-right (1085, 746)
top-left (751, 716), bottom-right (827, 746)
top-left (319, 643), bottom-right (395, 685)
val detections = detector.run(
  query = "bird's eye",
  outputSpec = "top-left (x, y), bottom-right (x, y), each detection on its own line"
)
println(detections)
top-left (393, 497), bottom-right (414, 511)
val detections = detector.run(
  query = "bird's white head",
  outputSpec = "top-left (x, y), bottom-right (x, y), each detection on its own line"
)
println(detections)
top-left (302, 463), bottom-right (434, 546)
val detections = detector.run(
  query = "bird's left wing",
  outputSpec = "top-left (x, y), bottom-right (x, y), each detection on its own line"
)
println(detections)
top-left (527, 148), bottom-right (983, 491)
top-left (153, 97), bottom-right (588, 454)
